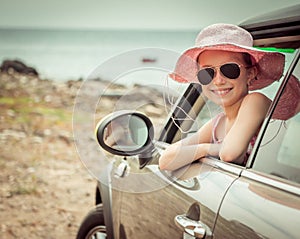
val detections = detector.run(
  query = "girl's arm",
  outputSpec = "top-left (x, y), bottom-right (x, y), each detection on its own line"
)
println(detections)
top-left (220, 92), bottom-right (271, 164)
top-left (159, 119), bottom-right (220, 170)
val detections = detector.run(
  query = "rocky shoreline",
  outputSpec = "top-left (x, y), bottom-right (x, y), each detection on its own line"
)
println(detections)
top-left (0, 71), bottom-right (79, 143)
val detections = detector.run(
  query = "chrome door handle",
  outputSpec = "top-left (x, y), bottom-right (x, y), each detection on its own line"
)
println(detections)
top-left (174, 214), bottom-right (209, 238)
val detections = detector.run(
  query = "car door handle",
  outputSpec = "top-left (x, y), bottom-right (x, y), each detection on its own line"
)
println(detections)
top-left (174, 214), bottom-right (208, 238)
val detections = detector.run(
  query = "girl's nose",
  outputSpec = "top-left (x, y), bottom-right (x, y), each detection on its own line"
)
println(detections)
top-left (213, 69), bottom-right (226, 85)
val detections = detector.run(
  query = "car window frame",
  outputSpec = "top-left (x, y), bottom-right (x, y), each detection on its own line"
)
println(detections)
top-left (240, 168), bottom-right (300, 196)
top-left (158, 83), bottom-right (204, 143)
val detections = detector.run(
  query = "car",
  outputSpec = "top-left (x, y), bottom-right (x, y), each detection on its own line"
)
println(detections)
top-left (76, 4), bottom-right (300, 239)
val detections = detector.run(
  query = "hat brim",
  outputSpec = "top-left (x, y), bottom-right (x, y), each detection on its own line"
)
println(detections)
top-left (272, 74), bottom-right (300, 120)
top-left (171, 43), bottom-right (285, 91)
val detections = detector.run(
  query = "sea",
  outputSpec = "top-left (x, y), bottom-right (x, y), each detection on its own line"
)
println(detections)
top-left (0, 28), bottom-right (197, 85)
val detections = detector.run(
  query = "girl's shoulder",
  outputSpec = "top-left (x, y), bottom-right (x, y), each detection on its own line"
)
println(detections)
top-left (239, 92), bottom-right (272, 120)
top-left (242, 92), bottom-right (272, 107)
top-left (246, 91), bottom-right (270, 100)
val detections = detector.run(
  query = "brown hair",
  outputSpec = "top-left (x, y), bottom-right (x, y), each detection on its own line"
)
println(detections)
top-left (242, 53), bottom-right (255, 67)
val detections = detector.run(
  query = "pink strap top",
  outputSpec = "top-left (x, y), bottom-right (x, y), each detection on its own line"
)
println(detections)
top-left (212, 113), bottom-right (225, 144)
top-left (212, 113), bottom-right (256, 166)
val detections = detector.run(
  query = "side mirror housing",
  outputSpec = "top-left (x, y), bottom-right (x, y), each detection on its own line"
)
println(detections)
top-left (95, 110), bottom-right (155, 168)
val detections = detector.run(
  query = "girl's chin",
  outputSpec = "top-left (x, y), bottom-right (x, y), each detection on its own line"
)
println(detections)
top-left (208, 92), bottom-right (230, 101)
top-left (209, 97), bottom-right (231, 107)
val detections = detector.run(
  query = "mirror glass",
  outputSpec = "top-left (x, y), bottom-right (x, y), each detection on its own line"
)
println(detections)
top-left (103, 115), bottom-right (149, 151)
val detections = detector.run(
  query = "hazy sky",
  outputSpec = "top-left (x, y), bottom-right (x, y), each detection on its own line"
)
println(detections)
top-left (0, 0), bottom-right (299, 30)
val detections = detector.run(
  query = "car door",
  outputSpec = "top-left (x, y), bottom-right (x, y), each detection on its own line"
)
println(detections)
top-left (110, 153), bottom-right (243, 239)
top-left (213, 50), bottom-right (300, 239)
top-left (107, 83), bottom-right (241, 238)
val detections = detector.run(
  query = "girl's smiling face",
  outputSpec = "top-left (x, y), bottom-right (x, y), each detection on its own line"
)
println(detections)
top-left (198, 50), bottom-right (255, 108)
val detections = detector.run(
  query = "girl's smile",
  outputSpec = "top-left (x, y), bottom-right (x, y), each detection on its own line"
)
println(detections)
top-left (211, 87), bottom-right (233, 97)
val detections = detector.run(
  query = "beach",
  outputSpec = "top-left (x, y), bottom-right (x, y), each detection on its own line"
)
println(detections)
top-left (0, 60), bottom-right (174, 238)
top-left (0, 70), bottom-right (96, 238)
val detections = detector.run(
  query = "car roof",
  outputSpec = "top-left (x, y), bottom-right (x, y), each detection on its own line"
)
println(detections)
top-left (239, 4), bottom-right (300, 48)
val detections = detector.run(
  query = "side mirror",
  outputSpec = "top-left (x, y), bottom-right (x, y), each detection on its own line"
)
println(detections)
top-left (95, 110), bottom-right (155, 168)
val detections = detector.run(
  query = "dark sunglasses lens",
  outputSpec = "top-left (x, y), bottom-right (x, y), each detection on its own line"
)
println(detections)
top-left (220, 63), bottom-right (240, 79)
top-left (197, 68), bottom-right (215, 85)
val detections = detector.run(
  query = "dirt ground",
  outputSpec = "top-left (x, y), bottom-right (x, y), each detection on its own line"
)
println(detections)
top-left (0, 72), bottom-right (106, 239)
top-left (0, 71), bottom-right (169, 239)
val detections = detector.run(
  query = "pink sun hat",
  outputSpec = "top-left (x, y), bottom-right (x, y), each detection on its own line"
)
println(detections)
top-left (170, 23), bottom-right (300, 120)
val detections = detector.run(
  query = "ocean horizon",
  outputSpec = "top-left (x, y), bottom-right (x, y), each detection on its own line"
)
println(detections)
top-left (0, 28), bottom-right (197, 84)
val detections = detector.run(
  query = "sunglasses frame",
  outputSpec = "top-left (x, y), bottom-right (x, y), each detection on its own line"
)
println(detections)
top-left (197, 62), bottom-right (251, 85)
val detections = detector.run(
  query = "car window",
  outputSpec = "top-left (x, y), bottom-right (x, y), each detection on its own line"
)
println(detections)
top-left (252, 53), bottom-right (300, 184)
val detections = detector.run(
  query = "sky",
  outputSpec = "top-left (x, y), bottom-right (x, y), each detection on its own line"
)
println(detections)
top-left (0, 0), bottom-right (299, 30)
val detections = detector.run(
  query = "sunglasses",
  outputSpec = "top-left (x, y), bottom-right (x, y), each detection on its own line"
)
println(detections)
top-left (197, 63), bottom-right (250, 85)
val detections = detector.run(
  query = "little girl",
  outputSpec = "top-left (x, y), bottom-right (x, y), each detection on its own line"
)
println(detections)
top-left (159, 23), bottom-right (286, 170)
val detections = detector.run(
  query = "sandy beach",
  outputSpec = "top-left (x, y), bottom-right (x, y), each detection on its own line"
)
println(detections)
top-left (0, 70), bottom-right (97, 238)
top-left (0, 60), bottom-right (171, 238)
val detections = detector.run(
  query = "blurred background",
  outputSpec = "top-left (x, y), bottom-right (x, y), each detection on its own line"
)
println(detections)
top-left (0, 1), bottom-right (299, 238)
